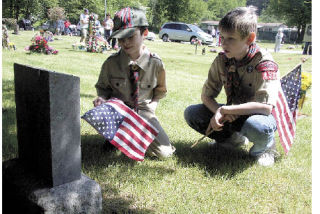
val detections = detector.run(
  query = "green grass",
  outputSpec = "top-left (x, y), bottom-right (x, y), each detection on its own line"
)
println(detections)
top-left (2, 31), bottom-right (312, 213)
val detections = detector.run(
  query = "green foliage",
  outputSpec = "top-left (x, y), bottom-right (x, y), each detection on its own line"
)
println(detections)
top-left (2, 0), bottom-right (248, 30)
top-left (259, 8), bottom-right (285, 23)
top-left (246, 0), bottom-right (269, 15)
top-left (206, 0), bottom-right (246, 20)
top-left (148, 0), bottom-right (209, 32)
top-left (1, 0), bottom-right (312, 43)
top-left (47, 7), bottom-right (66, 21)
top-left (264, 0), bottom-right (311, 42)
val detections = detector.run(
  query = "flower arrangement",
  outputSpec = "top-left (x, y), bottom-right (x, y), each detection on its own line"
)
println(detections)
top-left (8, 42), bottom-right (16, 50)
top-left (25, 35), bottom-right (58, 55)
top-left (298, 71), bottom-right (312, 109)
top-left (86, 14), bottom-right (100, 53)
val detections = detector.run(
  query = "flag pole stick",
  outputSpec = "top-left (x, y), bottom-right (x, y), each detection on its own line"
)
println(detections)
top-left (191, 129), bottom-right (214, 148)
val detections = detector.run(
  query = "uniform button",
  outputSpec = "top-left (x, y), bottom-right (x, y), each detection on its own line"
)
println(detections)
top-left (116, 83), bottom-right (119, 86)
top-left (148, 85), bottom-right (151, 88)
top-left (249, 83), bottom-right (252, 87)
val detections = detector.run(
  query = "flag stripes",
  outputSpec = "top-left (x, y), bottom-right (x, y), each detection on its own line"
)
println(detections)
top-left (272, 64), bottom-right (301, 154)
top-left (82, 98), bottom-right (159, 161)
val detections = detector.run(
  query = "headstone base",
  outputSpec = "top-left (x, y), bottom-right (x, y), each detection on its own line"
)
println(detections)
top-left (3, 159), bottom-right (102, 214)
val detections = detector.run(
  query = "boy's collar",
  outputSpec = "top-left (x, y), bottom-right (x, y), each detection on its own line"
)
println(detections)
top-left (120, 46), bottom-right (152, 72)
top-left (223, 43), bottom-right (260, 67)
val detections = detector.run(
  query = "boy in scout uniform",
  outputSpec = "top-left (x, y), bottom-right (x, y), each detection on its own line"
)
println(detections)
top-left (93, 7), bottom-right (175, 158)
top-left (184, 6), bottom-right (280, 166)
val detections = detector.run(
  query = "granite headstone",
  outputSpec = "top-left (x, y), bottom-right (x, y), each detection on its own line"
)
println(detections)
top-left (3, 64), bottom-right (102, 213)
top-left (14, 63), bottom-right (81, 187)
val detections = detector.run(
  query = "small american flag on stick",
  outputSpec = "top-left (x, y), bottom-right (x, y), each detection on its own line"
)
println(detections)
top-left (82, 98), bottom-right (158, 161)
top-left (272, 64), bottom-right (302, 154)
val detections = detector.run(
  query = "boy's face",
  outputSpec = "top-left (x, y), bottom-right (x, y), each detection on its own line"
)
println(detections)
top-left (118, 28), bottom-right (145, 58)
top-left (220, 30), bottom-right (250, 60)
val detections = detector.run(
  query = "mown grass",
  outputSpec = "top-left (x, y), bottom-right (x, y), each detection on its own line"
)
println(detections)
top-left (2, 31), bottom-right (312, 213)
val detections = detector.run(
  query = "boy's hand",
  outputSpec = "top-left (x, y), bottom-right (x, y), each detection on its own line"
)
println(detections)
top-left (93, 97), bottom-right (106, 107)
top-left (209, 107), bottom-right (224, 131)
top-left (222, 114), bottom-right (239, 123)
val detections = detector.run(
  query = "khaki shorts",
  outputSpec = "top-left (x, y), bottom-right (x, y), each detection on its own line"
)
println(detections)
top-left (81, 28), bottom-right (88, 39)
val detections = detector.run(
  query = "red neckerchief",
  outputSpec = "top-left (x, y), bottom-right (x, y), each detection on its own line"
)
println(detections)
top-left (224, 43), bottom-right (260, 105)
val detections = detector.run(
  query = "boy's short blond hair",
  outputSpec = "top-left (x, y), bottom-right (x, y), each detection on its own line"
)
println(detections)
top-left (218, 6), bottom-right (257, 39)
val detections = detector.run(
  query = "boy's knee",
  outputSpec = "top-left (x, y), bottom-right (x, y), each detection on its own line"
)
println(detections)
top-left (184, 106), bottom-right (192, 122)
top-left (241, 115), bottom-right (276, 143)
top-left (184, 105), bottom-right (196, 124)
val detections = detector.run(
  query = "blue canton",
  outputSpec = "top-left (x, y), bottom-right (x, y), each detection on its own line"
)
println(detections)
top-left (82, 103), bottom-right (124, 140)
top-left (280, 66), bottom-right (301, 112)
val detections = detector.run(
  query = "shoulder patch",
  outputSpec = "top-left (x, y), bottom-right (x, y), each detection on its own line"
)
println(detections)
top-left (256, 60), bottom-right (278, 80)
top-left (150, 52), bottom-right (161, 60)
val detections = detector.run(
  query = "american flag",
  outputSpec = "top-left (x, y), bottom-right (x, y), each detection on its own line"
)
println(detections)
top-left (82, 98), bottom-right (159, 161)
top-left (272, 64), bottom-right (302, 154)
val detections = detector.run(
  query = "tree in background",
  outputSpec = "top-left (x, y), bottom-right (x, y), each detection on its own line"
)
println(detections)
top-left (148, 0), bottom-right (208, 32)
top-left (263, 0), bottom-right (311, 42)
top-left (206, 0), bottom-right (246, 20)
top-left (47, 7), bottom-right (66, 35)
top-left (4, 0), bottom-right (311, 41)
top-left (246, 0), bottom-right (269, 15)
top-left (48, 7), bottom-right (65, 22)
top-left (2, 0), bottom-right (59, 23)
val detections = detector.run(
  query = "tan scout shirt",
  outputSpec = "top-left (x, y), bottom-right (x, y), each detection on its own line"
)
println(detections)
top-left (202, 49), bottom-right (280, 106)
top-left (95, 46), bottom-right (167, 112)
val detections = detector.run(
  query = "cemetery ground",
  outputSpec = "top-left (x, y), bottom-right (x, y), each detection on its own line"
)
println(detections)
top-left (3, 31), bottom-right (312, 213)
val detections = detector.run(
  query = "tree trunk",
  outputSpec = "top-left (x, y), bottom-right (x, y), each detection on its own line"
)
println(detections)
top-left (14, 24), bottom-right (20, 35)
top-left (15, 4), bottom-right (20, 21)
top-left (10, 0), bottom-right (14, 18)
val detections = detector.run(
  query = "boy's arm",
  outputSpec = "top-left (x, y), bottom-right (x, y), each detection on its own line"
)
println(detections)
top-left (201, 57), bottom-right (226, 131)
top-left (201, 92), bottom-right (220, 114)
top-left (220, 102), bottom-right (273, 116)
top-left (152, 66), bottom-right (167, 102)
top-left (148, 64), bottom-right (167, 112)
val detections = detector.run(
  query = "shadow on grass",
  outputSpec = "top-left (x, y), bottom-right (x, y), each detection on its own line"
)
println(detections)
top-left (81, 134), bottom-right (174, 213)
top-left (173, 140), bottom-right (255, 179)
top-left (80, 93), bottom-right (95, 99)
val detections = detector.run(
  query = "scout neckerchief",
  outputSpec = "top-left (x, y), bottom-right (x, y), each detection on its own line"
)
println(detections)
top-left (225, 43), bottom-right (259, 105)
top-left (129, 62), bottom-right (140, 112)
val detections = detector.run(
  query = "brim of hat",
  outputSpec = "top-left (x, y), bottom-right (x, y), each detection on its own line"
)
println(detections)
top-left (110, 28), bottom-right (136, 39)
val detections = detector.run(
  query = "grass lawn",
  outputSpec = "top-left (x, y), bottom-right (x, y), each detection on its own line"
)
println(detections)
top-left (2, 31), bottom-right (312, 213)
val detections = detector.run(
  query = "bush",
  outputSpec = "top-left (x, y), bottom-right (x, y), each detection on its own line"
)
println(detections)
top-left (2, 18), bottom-right (17, 30)
top-left (47, 7), bottom-right (65, 21)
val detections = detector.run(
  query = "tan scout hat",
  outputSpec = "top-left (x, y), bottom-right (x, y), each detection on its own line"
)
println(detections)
top-left (110, 7), bottom-right (148, 39)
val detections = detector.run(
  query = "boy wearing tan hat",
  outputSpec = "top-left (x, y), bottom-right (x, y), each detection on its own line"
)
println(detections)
top-left (93, 7), bottom-right (175, 158)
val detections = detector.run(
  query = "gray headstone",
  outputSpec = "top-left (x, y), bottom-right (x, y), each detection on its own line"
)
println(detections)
top-left (14, 63), bottom-right (81, 187)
